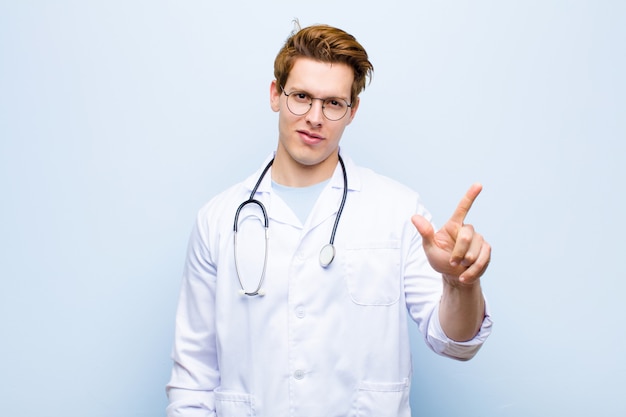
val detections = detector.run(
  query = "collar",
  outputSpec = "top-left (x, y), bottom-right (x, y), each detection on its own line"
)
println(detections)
top-left (242, 150), bottom-right (362, 196)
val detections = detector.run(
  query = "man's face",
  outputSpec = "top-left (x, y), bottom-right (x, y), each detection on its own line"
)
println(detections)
top-left (270, 57), bottom-right (359, 182)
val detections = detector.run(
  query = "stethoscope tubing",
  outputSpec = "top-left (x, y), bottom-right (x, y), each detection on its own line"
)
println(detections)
top-left (233, 155), bottom-right (347, 296)
top-left (329, 155), bottom-right (347, 246)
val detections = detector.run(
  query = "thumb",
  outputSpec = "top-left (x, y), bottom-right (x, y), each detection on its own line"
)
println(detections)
top-left (411, 214), bottom-right (435, 249)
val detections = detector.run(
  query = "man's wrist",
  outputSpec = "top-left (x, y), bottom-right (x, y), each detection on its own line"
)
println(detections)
top-left (442, 274), bottom-right (481, 291)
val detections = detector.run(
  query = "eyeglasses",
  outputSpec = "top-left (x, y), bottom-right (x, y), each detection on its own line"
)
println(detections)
top-left (281, 86), bottom-right (352, 121)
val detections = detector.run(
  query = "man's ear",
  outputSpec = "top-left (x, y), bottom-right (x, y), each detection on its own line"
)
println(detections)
top-left (346, 96), bottom-right (360, 125)
top-left (270, 80), bottom-right (280, 112)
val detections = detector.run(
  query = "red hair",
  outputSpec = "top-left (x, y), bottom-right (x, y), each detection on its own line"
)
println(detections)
top-left (274, 23), bottom-right (374, 104)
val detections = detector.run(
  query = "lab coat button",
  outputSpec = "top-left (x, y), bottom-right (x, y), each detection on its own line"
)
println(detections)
top-left (295, 306), bottom-right (306, 318)
top-left (293, 369), bottom-right (305, 380)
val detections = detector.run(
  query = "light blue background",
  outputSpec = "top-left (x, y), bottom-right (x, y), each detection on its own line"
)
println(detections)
top-left (1, 1), bottom-right (624, 416)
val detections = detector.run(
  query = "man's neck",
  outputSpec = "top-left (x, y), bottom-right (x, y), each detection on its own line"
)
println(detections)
top-left (271, 152), bottom-right (338, 187)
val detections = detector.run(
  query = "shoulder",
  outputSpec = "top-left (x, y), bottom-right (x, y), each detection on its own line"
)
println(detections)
top-left (196, 181), bottom-right (248, 225)
top-left (197, 154), bottom-right (274, 220)
top-left (357, 166), bottom-right (416, 195)
top-left (349, 161), bottom-right (419, 202)
top-left (345, 157), bottom-right (431, 220)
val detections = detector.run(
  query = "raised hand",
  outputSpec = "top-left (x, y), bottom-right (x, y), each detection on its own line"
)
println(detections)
top-left (411, 183), bottom-right (491, 286)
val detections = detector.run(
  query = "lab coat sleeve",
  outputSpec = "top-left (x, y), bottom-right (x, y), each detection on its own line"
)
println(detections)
top-left (166, 209), bottom-right (220, 417)
top-left (426, 300), bottom-right (493, 361)
top-left (404, 200), bottom-right (492, 361)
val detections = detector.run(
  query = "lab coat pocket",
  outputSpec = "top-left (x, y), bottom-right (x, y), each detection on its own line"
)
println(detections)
top-left (352, 379), bottom-right (411, 417)
top-left (214, 388), bottom-right (255, 417)
top-left (345, 240), bottom-right (401, 305)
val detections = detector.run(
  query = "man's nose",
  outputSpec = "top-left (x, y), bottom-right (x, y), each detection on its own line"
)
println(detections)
top-left (306, 98), bottom-right (325, 125)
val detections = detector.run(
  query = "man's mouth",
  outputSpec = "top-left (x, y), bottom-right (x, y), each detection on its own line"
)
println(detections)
top-left (298, 130), bottom-right (324, 144)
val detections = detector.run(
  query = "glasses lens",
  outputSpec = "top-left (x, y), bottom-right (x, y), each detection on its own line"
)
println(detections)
top-left (286, 92), bottom-right (311, 116)
top-left (322, 98), bottom-right (349, 121)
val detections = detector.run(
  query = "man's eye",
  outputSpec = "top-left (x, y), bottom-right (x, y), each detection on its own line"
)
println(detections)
top-left (294, 93), bottom-right (309, 101)
top-left (327, 99), bottom-right (345, 109)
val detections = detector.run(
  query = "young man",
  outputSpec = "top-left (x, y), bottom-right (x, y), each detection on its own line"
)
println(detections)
top-left (166, 24), bottom-right (492, 417)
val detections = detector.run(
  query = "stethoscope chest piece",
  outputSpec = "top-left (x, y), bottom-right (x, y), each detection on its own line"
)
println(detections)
top-left (319, 243), bottom-right (336, 268)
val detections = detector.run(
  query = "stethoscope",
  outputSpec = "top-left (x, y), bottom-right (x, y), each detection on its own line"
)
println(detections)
top-left (233, 155), bottom-right (348, 296)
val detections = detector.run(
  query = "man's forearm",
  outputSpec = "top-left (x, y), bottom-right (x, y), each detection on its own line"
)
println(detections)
top-left (439, 276), bottom-right (486, 342)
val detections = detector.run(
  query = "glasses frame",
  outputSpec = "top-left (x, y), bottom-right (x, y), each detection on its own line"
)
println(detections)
top-left (281, 86), bottom-right (352, 121)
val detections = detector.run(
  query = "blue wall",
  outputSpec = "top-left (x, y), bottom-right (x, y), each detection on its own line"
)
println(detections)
top-left (1, 1), bottom-right (625, 416)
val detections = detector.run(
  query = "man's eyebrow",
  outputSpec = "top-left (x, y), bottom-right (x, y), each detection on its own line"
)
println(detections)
top-left (285, 86), bottom-right (308, 93)
top-left (288, 86), bottom-right (349, 100)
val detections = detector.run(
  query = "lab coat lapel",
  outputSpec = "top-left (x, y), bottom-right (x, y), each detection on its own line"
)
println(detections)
top-left (305, 155), bottom-right (359, 232)
top-left (243, 155), bottom-right (301, 227)
top-left (269, 191), bottom-right (301, 227)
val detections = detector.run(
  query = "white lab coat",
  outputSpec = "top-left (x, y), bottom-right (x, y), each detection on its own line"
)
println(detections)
top-left (166, 153), bottom-right (492, 417)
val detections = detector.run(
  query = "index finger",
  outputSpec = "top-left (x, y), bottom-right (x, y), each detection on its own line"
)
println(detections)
top-left (449, 183), bottom-right (483, 224)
